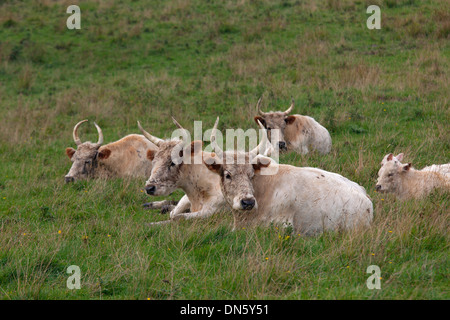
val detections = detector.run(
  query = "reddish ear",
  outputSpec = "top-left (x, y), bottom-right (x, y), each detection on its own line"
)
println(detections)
top-left (66, 147), bottom-right (76, 159)
top-left (203, 153), bottom-right (223, 175)
top-left (252, 157), bottom-right (271, 172)
top-left (191, 140), bottom-right (204, 155)
top-left (386, 153), bottom-right (393, 161)
top-left (402, 163), bottom-right (412, 171)
top-left (98, 148), bottom-right (111, 160)
top-left (147, 149), bottom-right (155, 161)
top-left (254, 116), bottom-right (266, 127)
top-left (285, 115), bottom-right (296, 125)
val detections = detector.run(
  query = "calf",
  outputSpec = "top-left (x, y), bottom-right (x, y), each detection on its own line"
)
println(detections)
top-left (376, 153), bottom-right (449, 200)
top-left (253, 97), bottom-right (332, 154)
top-left (203, 119), bottom-right (373, 235)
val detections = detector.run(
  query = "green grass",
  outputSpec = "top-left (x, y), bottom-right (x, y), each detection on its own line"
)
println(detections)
top-left (0, 0), bottom-right (449, 299)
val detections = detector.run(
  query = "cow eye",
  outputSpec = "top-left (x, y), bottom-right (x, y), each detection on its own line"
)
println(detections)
top-left (170, 162), bottom-right (176, 168)
top-left (85, 160), bottom-right (91, 164)
top-left (225, 173), bottom-right (231, 180)
top-left (387, 173), bottom-right (393, 177)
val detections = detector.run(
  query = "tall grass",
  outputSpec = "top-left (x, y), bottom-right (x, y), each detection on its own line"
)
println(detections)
top-left (0, 0), bottom-right (448, 299)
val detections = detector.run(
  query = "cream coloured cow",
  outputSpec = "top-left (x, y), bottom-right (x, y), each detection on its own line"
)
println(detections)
top-left (253, 97), bottom-right (331, 154)
top-left (138, 117), bottom-right (269, 223)
top-left (203, 118), bottom-right (373, 235)
top-left (376, 153), bottom-right (449, 200)
top-left (65, 120), bottom-right (174, 211)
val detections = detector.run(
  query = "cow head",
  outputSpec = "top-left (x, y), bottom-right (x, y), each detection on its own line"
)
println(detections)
top-left (138, 119), bottom-right (203, 196)
top-left (65, 120), bottom-right (110, 182)
top-left (203, 117), bottom-right (271, 211)
top-left (380, 152), bottom-right (404, 166)
top-left (253, 97), bottom-right (295, 152)
top-left (375, 153), bottom-right (411, 193)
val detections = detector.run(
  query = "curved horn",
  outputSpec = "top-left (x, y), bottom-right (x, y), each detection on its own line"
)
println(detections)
top-left (137, 121), bottom-right (164, 147)
top-left (283, 98), bottom-right (294, 115)
top-left (72, 119), bottom-right (88, 146)
top-left (257, 97), bottom-right (267, 116)
top-left (171, 116), bottom-right (184, 130)
top-left (250, 119), bottom-right (269, 158)
top-left (210, 116), bottom-right (223, 158)
top-left (93, 122), bottom-right (104, 146)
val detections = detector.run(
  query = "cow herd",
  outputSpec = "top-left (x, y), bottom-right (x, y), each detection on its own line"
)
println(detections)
top-left (64, 99), bottom-right (449, 235)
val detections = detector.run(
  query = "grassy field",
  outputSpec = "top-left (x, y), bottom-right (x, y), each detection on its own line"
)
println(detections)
top-left (0, 0), bottom-right (449, 300)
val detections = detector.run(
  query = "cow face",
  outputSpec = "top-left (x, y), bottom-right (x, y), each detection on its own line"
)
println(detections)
top-left (144, 140), bottom-right (183, 196)
top-left (254, 98), bottom-right (295, 151)
top-left (144, 140), bottom-right (202, 196)
top-left (203, 152), bottom-right (270, 211)
top-left (65, 120), bottom-right (106, 183)
top-left (65, 143), bottom-right (111, 182)
top-left (376, 157), bottom-right (411, 193)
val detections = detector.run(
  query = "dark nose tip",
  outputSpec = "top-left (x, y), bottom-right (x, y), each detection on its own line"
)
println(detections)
top-left (240, 198), bottom-right (255, 210)
top-left (145, 185), bottom-right (156, 195)
top-left (375, 185), bottom-right (381, 191)
top-left (65, 176), bottom-right (74, 183)
top-left (278, 141), bottom-right (286, 150)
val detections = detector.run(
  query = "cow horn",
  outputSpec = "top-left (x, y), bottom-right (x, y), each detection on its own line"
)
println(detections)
top-left (283, 98), bottom-right (294, 115)
top-left (171, 116), bottom-right (190, 146)
top-left (93, 122), bottom-right (104, 147)
top-left (171, 116), bottom-right (184, 130)
top-left (257, 97), bottom-right (267, 116)
top-left (210, 116), bottom-right (223, 158)
top-left (250, 119), bottom-right (270, 158)
top-left (72, 119), bottom-right (88, 146)
top-left (137, 121), bottom-right (164, 147)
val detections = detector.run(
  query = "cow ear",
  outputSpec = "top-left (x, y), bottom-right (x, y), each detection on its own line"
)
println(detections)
top-left (98, 148), bottom-right (111, 160)
top-left (203, 153), bottom-right (222, 175)
top-left (147, 149), bottom-right (155, 161)
top-left (402, 163), bottom-right (412, 172)
top-left (396, 153), bottom-right (404, 162)
top-left (252, 156), bottom-right (271, 173)
top-left (254, 116), bottom-right (265, 127)
top-left (66, 147), bottom-right (76, 159)
top-left (285, 115), bottom-right (296, 125)
top-left (191, 140), bottom-right (204, 155)
top-left (386, 153), bottom-right (393, 161)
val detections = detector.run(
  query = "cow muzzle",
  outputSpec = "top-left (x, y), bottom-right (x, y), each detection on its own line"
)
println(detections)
top-left (240, 198), bottom-right (256, 210)
top-left (375, 184), bottom-right (382, 192)
top-left (65, 176), bottom-right (75, 183)
top-left (145, 185), bottom-right (156, 195)
top-left (278, 141), bottom-right (287, 151)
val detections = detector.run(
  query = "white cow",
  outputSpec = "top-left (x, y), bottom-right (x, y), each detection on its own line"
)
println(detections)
top-left (203, 118), bottom-right (373, 235)
top-left (254, 97), bottom-right (332, 154)
top-left (376, 153), bottom-right (450, 200)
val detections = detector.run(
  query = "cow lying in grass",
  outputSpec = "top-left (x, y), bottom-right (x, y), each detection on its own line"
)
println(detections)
top-left (202, 118), bottom-right (373, 235)
top-left (253, 97), bottom-right (332, 154)
top-left (376, 153), bottom-right (450, 200)
top-left (65, 120), bottom-right (174, 211)
top-left (138, 117), bottom-right (269, 223)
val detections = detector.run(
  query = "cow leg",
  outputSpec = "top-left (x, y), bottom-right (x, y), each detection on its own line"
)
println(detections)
top-left (143, 199), bottom-right (178, 214)
top-left (169, 195), bottom-right (191, 218)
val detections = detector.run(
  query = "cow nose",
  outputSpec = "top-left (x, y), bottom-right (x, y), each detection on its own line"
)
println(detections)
top-left (375, 185), bottom-right (381, 191)
top-left (240, 198), bottom-right (255, 210)
top-left (145, 185), bottom-right (156, 195)
top-left (278, 141), bottom-right (286, 150)
top-left (65, 176), bottom-right (75, 183)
